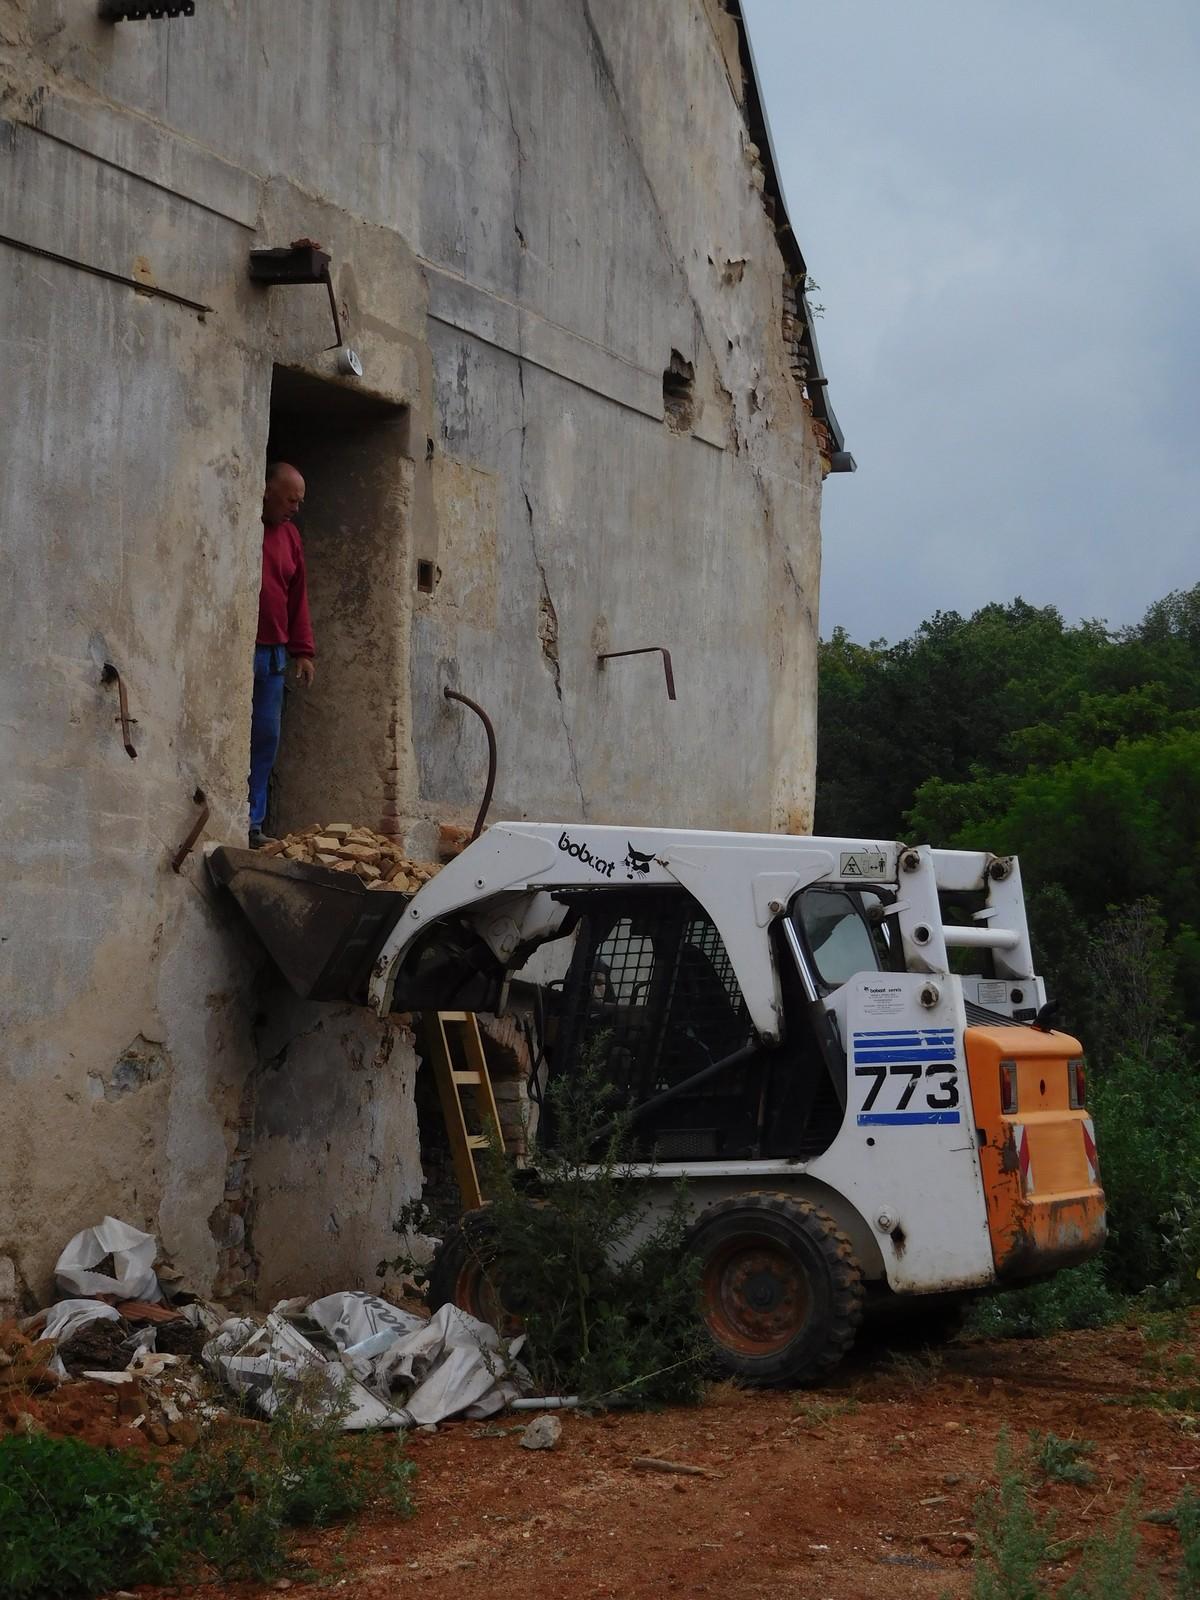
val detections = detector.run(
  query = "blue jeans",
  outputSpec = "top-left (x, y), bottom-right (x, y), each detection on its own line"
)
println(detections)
top-left (249, 644), bottom-right (288, 830)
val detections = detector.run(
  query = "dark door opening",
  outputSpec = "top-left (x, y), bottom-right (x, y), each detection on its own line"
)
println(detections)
top-left (263, 366), bottom-right (411, 836)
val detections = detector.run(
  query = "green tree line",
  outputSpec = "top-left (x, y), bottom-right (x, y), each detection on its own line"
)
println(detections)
top-left (816, 585), bottom-right (1200, 1313)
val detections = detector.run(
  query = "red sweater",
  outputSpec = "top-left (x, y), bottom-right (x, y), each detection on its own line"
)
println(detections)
top-left (257, 519), bottom-right (314, 657)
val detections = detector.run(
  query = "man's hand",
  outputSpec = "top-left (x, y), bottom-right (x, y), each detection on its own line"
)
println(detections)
top-left (294, 657), bottom-right (316, 688)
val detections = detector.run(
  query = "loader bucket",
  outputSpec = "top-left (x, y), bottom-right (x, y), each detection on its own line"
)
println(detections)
top-left (206, 846), bottom-right (410, 1002)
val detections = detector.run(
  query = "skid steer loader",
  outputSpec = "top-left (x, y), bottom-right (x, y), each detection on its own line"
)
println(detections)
top-left (210, 821), bottom-right (1106, 1384)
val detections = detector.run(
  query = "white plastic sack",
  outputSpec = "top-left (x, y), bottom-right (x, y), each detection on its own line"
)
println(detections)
top-left (54, 1217), bottom-right (162, 1303)
top-left (203, 1311), bottom-right (406, 1431)
top-left (38, 1298), bottom-right (123, 1380)
top-left (305, 1291), bottom-right (529, 1427)
top-left (40, 1299), bottom-right (122, 1343)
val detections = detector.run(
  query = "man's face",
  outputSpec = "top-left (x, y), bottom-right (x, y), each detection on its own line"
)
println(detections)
top-left (263, 466), bottom-right (305, 525)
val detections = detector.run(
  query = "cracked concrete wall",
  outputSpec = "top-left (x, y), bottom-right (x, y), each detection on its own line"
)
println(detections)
top-left (248, 996), bottom-right (421, 1304)
top-left (1, 0), bottom-right (827, 1297)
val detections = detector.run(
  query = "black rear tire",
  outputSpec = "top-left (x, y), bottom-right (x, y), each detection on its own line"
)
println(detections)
top-left (687, 1192), bottom-right (863, 1386)
top-left (426, 1206), bottom-right (527, 1334)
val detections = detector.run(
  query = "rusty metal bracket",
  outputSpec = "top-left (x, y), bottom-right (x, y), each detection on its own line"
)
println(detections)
top-left (101, 663), bottom-right (139, 759)
top-left (596, 646), bottom-right (677, 701)
top-left (443, 687), bottom-right (497, 841)
top-left (248, 243), bottom-right (344, 351)
top-left (171, 788), bottom-right (210, 873)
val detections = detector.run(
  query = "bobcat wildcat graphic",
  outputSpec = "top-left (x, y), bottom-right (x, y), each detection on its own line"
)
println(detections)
top-left (624, 843), bottom-right (655, 879)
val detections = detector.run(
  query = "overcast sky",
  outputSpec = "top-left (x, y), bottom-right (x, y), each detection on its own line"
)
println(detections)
top-left (742, 0), bottom-right (1200, 644)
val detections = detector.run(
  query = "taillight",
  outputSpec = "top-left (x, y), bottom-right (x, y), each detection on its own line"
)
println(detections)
top-left (1000, 1060), bottom-right (1018, 1115)
top-left (1069, 1058), bottom-right (1086, 1109)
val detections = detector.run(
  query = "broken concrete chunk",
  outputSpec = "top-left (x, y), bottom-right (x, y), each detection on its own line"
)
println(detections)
top-left (312, 835), bottom-right (340, 852)
top-left (519, 1413), bottom-right (562, 1450)
top-left (324, 823), bottom-right (353, 839)
top-left (283, 844), bottom-right (307, 860)
top-left (337, 843), bottom-right (382, 864)
top-left (353, 862), bottom-right (381, 881)
top-left (439, 823), bottom-right (472, 860)
top-left (315, 852), bottom-right (341, 865)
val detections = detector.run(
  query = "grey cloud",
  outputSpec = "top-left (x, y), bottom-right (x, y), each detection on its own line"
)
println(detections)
top-left (743, 0), bottom-right (1200, 641)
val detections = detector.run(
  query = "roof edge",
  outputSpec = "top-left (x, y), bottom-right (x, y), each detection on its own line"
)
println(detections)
top-left (726, 1), bottom-right (855, 472)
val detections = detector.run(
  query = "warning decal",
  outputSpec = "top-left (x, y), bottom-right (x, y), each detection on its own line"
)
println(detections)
top-left (840, 850), bottom-right (886, 879)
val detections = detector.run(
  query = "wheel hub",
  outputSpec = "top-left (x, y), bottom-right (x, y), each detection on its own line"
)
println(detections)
top-left (702, 1239), bottom-right (811, 1355)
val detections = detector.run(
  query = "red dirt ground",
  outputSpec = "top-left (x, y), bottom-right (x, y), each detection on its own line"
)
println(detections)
top-left (120, 1311), bottom-right (1199, 1600)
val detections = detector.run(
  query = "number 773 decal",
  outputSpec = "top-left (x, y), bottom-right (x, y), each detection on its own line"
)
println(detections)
top-left (851, 1031), bottom-right (962, 1126)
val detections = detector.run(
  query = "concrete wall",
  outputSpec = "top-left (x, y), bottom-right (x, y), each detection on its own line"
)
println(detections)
top-left (0, 0), bottom-right (828, 1302)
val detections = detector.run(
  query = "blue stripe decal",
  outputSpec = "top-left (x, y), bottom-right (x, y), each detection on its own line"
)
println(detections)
top-left (852, 1037), bottom-right (955, 1047)
top-left (852, 1048), bottom-right (958, 1064)
top-left (852, 1031), bottom-right (954, 1041)
top-left (856, 1111), bottom-right (963, 1126)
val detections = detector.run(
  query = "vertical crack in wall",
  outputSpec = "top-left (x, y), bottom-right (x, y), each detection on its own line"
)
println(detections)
top-left (503, 21), bottom-right (527, 269)
top-left (517, 359), bottom-right (586, 815)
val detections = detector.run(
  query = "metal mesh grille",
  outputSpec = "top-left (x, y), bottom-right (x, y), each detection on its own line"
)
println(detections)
top-left (551, 891), bottom-right (756, 1153)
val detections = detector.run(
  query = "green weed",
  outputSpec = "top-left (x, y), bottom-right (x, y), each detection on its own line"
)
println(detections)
top-left (1175, 1490), bottom-right (1200, 1599)
top-left (882, 1345), bottom-right (945, 1391)
top-left (471, 1055), bottom-right (708, 1407)
top-left (971, 1429), bottom-right (1054, 1600)
top-left (793, 1396), bottom-right (861, 1425)
top-left (1030, 1431), bottom-right (1096, 1487)
top-left (170, 1372), bottom-right (416, 1581)
top-left (0, 1433), bottom-right (179, 1600)
top-left (967, 1260), bottom-right (1124, 1341)
top-left (1061, 1493), bottom-right (1158, 1600)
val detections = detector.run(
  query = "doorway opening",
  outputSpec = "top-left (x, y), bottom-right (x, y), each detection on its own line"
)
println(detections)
top-left (264, 366), bottom-right (411, 836)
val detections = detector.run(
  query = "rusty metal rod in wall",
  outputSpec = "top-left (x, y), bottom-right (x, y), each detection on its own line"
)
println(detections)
top-left (101, 663), bottom-right (139, 759)
top-left (0, 232), bottom-right (213, 315)
top-left (443, 686), bottom-right (497, 841)
top-left (596, 646), bottom-right (677, 701)
top-left (171, 789), bottom-right (210, 873)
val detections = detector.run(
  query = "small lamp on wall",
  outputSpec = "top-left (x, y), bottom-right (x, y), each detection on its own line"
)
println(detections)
top-left (248, 240), bottom-right (364, 379)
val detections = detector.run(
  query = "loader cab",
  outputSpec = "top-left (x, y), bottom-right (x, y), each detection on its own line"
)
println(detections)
top-left (540, 884), bottom-right (893, 1165)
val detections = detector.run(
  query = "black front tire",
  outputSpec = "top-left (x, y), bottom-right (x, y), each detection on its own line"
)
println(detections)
top-left (687, 1192), bottom-right (863, 1386)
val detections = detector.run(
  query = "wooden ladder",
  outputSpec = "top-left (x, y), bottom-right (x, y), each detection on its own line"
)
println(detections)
top-left (423, 1011), bottom-right (505, 1211)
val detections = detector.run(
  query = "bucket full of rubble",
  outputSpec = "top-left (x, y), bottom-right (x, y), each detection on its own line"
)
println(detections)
top-left (206, 825), bottom-right (442, 1002)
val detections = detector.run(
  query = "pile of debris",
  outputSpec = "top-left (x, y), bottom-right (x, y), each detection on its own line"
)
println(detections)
top-left (2, 1216), bottom-right (527, 1450)
top-left (257, 823), bottom-right (443, 892)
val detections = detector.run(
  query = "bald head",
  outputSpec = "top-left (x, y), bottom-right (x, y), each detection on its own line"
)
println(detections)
top-left (263, 462), bottom-right (305, 525)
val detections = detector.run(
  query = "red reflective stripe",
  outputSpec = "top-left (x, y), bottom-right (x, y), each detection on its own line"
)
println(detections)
top-left (1016, 1126), bottom-right (1032, 1191)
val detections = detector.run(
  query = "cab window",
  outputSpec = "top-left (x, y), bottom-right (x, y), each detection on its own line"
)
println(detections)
top-left (796, 888), bottom-right (883, 989)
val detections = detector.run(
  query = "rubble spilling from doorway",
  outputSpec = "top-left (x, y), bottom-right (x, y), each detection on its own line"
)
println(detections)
top-left (258, 822), bottom-right (444, 890)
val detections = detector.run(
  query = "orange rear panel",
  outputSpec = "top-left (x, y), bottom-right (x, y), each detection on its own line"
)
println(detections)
top-left (965, 1025), bottom-right (1106, 1280)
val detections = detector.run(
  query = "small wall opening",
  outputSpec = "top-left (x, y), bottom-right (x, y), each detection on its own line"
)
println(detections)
top-left (662, 349), bottom-right (696, 434)
top-left (265, 366), bottom-right (410, 835)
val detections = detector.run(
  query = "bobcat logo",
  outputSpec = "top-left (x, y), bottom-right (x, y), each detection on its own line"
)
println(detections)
top-left (624, 843), bottom-right (656, 879)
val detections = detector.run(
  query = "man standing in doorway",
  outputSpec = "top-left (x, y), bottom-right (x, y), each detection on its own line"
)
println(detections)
top-left (249, 462), bottom-right (315, 847)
